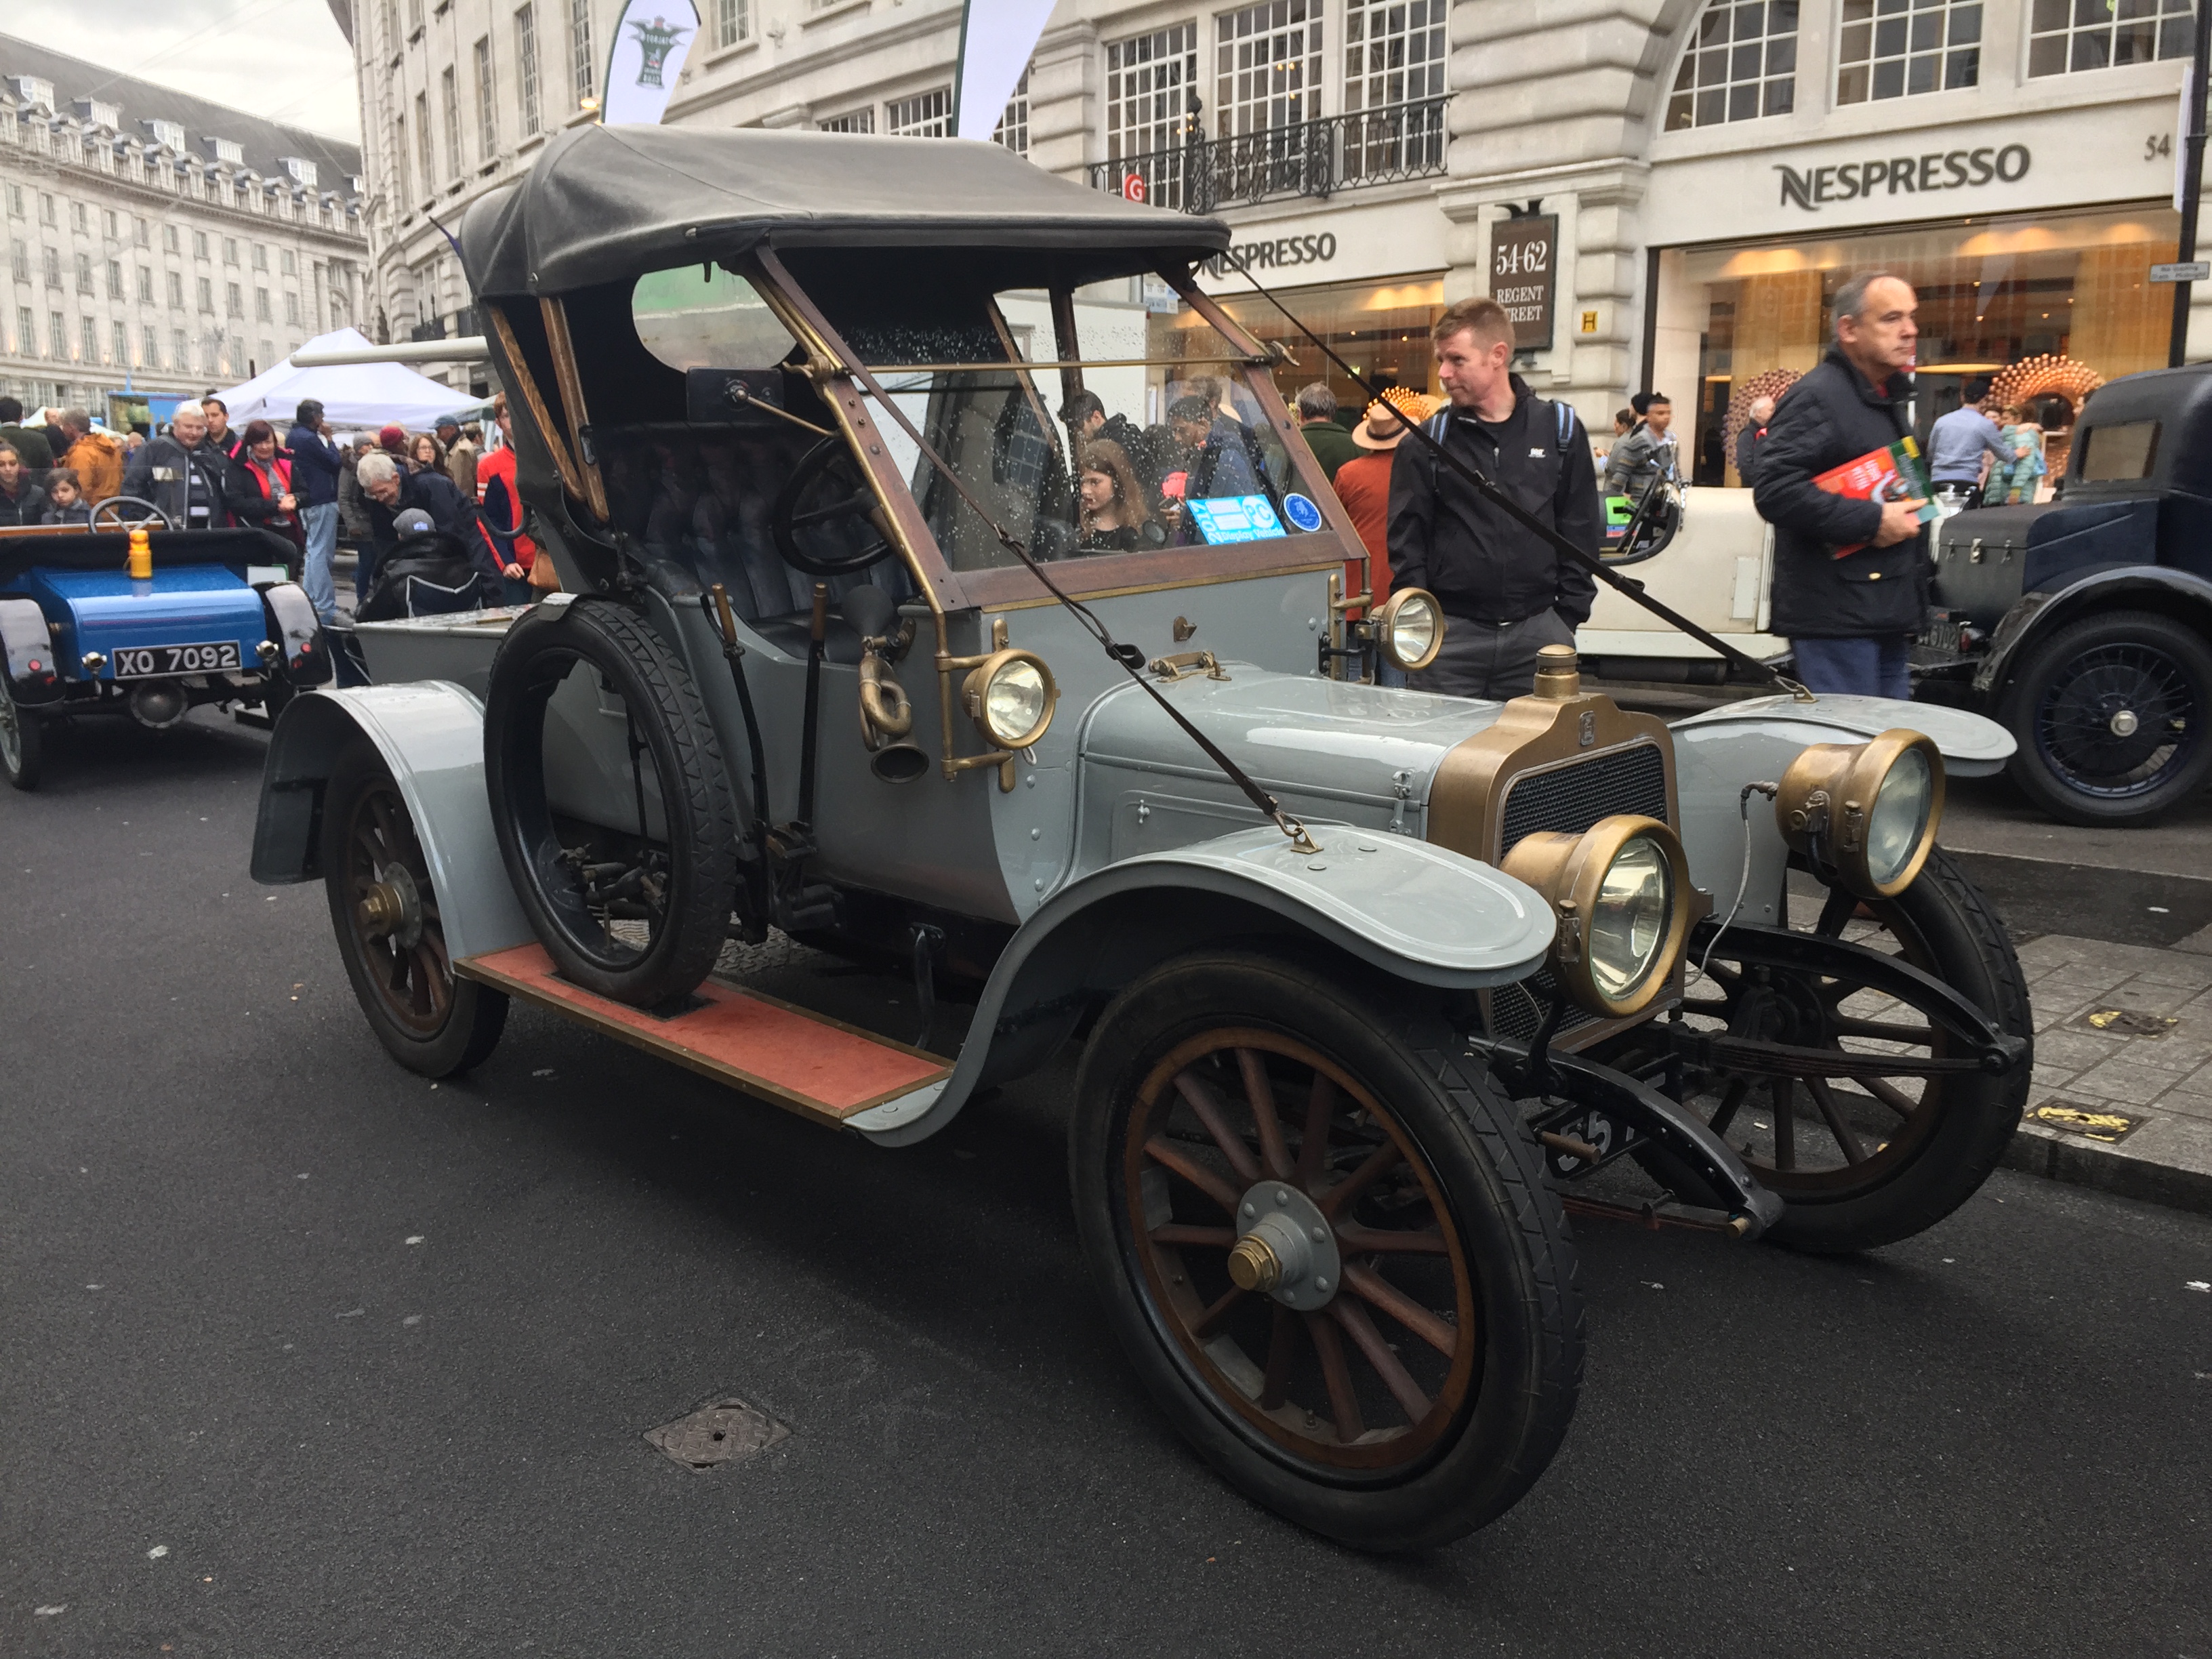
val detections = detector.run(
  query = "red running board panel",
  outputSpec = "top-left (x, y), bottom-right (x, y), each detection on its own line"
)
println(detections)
top-left (456, 943), bottom-right (952, 1127)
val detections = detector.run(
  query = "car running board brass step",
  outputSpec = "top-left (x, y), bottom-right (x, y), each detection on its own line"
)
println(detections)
top-left (455, 943), bottom-right (953, 1129)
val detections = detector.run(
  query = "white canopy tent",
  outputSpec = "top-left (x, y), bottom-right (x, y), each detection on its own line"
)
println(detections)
top-left (211, 327), bottom-right (485, 431)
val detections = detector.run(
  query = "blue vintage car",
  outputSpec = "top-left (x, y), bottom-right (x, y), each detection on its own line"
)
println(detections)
top-left (0, 514), bottom-right (329, 788)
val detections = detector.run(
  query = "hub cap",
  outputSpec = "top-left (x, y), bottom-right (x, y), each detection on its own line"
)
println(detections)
top-left (1229, 1181), bottom-right (1341, 1310)
top-left (2035, 642), bottom-right (2197, 797)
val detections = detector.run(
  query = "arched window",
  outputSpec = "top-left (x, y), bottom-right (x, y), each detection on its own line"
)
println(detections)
top-left (1666, 0), bottom-right (1799, 129)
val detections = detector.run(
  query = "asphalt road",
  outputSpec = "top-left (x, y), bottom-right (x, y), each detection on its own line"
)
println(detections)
top-left (5, 711), bottom-right (2211, 1658)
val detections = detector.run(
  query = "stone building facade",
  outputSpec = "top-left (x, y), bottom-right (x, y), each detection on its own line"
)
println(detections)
top-left (0, 34), bottom-right (367, 425)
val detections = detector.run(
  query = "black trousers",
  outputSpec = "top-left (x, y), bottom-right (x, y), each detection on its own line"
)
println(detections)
top-left (1408, 608), bottom-right (1576, 701)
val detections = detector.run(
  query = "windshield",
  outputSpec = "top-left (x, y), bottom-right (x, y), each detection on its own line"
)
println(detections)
top-left (811, 277), bottom-right (1307, 572)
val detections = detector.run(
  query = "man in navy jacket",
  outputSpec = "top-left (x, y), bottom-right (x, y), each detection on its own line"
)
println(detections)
top-left (285, 398), bottom-right (344, 623)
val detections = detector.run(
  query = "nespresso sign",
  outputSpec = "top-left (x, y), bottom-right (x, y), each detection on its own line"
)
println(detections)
top-left (1775, 142), bottom-right (2030, 211)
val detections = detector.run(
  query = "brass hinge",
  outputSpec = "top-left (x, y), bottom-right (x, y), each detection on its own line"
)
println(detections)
top-left (1148, 650), bottom-right (1229, 683)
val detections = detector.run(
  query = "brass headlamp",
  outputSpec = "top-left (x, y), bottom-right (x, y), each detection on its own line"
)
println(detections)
top-left (961, 647), bottom-right (1058, 751)
top-left (1502, 814), bottom-right (1691, 1019)
top-left (1774, 729), bottom-right (1944, 900)
top-left (1372, 587), bottom-right (1445, 673)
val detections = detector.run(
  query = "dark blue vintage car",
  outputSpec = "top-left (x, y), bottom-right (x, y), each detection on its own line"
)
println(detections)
top-left (1919, 364), bottom-right (2212, 825)
top-left (0, 516), bottom-right (329, 788)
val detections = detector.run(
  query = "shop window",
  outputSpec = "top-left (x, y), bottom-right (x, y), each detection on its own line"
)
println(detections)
top-left (1652, 206), bottom-right (2176, 489)
top-left (886, 89), bottom-right (952, 137)
top-left (1105, 23), bottom-right (1200, 201)
top-left (2028, 0), bottom-right (2190, 75)
top-left (1837, 0), bottom-right (1980, 103)
top-left (1214, 0), bottom-right (1324, 138)
top-left (1197, 274), bottom-right (1445, 412)
top-left (1666, 0), bottom-right (1799, 129)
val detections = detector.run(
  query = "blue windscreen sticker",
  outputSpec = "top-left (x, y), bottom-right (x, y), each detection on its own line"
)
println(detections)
top-left (1185, 495), bottom-right (1288, 544)
top-left (1282, 492), bottom-right (1324, 533)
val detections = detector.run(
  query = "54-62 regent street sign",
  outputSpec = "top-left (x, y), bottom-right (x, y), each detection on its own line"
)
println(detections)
top-left (1776, 142), bottom-right (2031, 209)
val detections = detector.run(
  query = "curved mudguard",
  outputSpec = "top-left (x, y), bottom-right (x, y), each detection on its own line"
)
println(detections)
top-left (250, 681), bottom-right (531, 962)
top-left (848, 824), bottom-right (1555, 1145)
top-left (1973, 563), bottom-right (2212, 700)
top-left (0, 596), bottom-right (62, 705)
top-left (1666, 694), bottom-right (2013, 929)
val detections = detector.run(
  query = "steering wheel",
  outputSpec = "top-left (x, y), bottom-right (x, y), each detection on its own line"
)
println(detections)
top-left (1600, 480), bottom-right (1682, 567)
top-left (91, 495), bottom-right (177, 534)
top-left (771, 438), bottom-right (896, 577)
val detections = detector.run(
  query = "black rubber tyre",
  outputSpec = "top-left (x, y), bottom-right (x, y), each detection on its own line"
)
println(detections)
top-left (1635, 848), bottom-right (2030, 1254)
top-left (1071, 949), bottom-right (1584, 1552)
top-left (483, 598), bottom-right (739, 1006)
top-left (2001, 609), bottom-right (2212, 827)
top-left (0, 680), bottom-right (41, 790)
top-left (322, 739), bottom-right (508, 1077)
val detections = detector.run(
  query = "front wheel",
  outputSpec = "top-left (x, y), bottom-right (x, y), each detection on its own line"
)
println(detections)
top-left (1071, 950), bottom-right (1584, 1552)
top-left (0, 680), bottom-right (41, 790)
top-left (322, 739), bottom-right (508, 1076)
top-left (2002, 609), bottom-right (2212, 826)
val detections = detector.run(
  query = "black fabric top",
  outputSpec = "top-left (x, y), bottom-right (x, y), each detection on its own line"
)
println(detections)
top-left (460, 124), bottom-right (1231, 298)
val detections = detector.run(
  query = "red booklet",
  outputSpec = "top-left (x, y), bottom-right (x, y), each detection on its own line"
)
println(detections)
top-left (1813, 436), bottom-right (1937, 557)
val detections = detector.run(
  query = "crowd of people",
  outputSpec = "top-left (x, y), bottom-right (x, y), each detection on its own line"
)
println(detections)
top-left (0, 392), bottom-right (548, 624)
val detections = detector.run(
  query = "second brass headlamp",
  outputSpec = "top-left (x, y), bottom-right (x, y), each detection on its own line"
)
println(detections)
top-left (1502, 814), bottom-right (1691, 1019)
top-left (1774, 728), bottom-right (1944, 900)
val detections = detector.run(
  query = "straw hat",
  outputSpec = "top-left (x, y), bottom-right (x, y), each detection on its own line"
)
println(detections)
top-left (1352, 386), bottom-right (1441, 450)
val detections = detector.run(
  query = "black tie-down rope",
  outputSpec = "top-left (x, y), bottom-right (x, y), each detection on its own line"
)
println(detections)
top-left (836, 352), bottom-right (1323, 853)
top-left (1212, 249), bottom-right (1813, 701)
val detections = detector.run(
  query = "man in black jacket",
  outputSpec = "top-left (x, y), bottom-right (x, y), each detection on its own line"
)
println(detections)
top-left (1753, 272), bottom-right (1929, 699)
top-left (122, 405), bottom-right (230, 529)
top-left (356, 450), bottom-right (481, 600)
top-left (1387, 296), bottom-right (1599, 699)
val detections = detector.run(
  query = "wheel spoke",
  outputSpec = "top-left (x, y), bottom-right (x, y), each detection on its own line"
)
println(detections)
top-left (1143, 1135), bottom-right (1242, 1214)
top-left (1172, 1069), bottom-right (1262, 1185)
top-left (1343, 1262), bottom-right (1456, 1357)
top-left (1707, 1076), bottom-right (1749, 1139)
top-left (1317, 1138), bottom-right (1402, 1219)
top-left (1192, 1284), bottom-right (1244, 1338)
top-left (1806, 1076), bottom-right (1868, 1164)
top-left (1259, 1305), bottom-right (1296, 1410)
top-left (1294, 1071), bottom-right (1337, 1189)
top-left (1149, 1223), bottom-right (1235, 1249)
top-left (1333, 1224), bottom-right (1446, 1255)
top-left (1332, 1298), bottom-right (1431, 1424)
top-left (1305, 1312), bottom-right (1366, 1441)
top-left (1814, 884), bottom-right (1857, 938)
top-left (1771, 1077), bottom-right (1797, 1170)
top-left (1861, 1074), bottom-right (1923, 1118)
top-left (1236, 1049), bottom-right (1294, 1181)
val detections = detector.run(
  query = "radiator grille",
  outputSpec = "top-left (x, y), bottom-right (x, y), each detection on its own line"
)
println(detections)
top-left (1497, 741), bottom-right (1668, 858)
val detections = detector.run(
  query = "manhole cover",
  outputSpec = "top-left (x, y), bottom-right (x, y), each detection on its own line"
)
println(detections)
top-left (2029, 1101), bottom-right (2148, 1144)
top-left (2078, 1008), bottom-right (2181, 1038)
top-left (644, 1396), bottom-right (790, 1473)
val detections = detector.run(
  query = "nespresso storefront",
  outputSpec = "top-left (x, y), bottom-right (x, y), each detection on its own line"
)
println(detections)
top-left (1645, 106), bottom-right (2182, 489)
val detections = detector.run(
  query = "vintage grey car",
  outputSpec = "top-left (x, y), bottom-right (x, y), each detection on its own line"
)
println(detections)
top-left (249, 127), bottom-right (2031, 1551)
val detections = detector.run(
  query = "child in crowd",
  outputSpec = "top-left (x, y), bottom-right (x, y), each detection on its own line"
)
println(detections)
top-left (40, 467), bottom-right (89, 525)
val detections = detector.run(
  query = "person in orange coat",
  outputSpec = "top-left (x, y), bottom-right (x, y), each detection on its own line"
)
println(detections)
top-left (1332, 388), bottom-right (1439, 686)
top-left (53, 409), bottom-right (125, 506)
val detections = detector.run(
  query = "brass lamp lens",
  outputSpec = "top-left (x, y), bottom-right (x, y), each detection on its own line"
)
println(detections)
top-left (1376, 588), bottom-right (1445, 672)
top-left (1868, 746), bottom-right (1934, 890)
top-left (1589, 833), bottom-right (1672, 1001)
top-left (964, 648), bottom-right (1058, 750)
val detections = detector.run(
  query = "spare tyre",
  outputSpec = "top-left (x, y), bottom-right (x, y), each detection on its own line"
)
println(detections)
top-left (484, 598), bottom-right (739, 1006)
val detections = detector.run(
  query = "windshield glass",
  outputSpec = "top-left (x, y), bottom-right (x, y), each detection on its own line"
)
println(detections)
top-left (810, 276), bottom-right (1306, 572)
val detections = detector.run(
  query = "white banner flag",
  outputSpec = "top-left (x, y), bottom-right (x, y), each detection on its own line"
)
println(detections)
top-left (602, 0), bottom-right (702, 125)
top-left (955, 0), bottom-right (1057, 141)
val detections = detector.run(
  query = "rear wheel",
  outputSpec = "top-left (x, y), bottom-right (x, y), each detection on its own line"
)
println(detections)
top-left (1072, 950), bottom-right (1583, 1551)
top-left (0, 680), bottom-right (41, 790)
top-left (322, 739), bottom-right (508, 1076)
top-left (483, 599), bottom-right (739, 1007)
top-left (2003, 609), bottom-right (2212, 826)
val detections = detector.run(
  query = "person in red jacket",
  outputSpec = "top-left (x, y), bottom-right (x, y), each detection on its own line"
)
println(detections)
top-left (474, 394), bottom-right (538, 602)
top-left (1332, 388), bottom-right (1439, 686)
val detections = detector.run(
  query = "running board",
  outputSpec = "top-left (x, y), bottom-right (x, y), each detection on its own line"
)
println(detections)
top-left (455, 943), bottom-right (953, 1129)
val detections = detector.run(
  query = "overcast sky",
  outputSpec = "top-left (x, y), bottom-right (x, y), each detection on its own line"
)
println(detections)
top-left (9, 2), bottom-right (361, 145)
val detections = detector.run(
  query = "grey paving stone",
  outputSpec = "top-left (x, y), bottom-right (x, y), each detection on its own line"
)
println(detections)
top-left (2064, 1057), bottom-right (2193, 1105)
top-left (2030, 1027), bottom-right (2126, 1074)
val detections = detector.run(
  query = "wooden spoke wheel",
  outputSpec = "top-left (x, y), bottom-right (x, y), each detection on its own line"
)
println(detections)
top-left (1616, 847), bottom-right (2029, 1252)
top-left (1073, 950), bottom-right (1583, 1551)
top-left (322, 739), bottom-right (507, 1077)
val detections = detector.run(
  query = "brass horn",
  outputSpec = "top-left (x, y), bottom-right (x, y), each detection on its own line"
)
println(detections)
top-left (859, 639), bottom-right (927, 783)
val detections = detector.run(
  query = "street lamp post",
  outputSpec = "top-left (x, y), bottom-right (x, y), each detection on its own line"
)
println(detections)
top-left (2169, 0), bottom-right (2212, 367)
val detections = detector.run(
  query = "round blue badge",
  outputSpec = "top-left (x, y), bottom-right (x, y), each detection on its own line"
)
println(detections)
top-left (1282, 492), bottom-right (1324, 533)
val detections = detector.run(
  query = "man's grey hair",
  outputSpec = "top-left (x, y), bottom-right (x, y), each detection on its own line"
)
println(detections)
top-left (1832, 271), bottom-right (1903, 339)
top-left (356, 451), bottom-right (400, 488)
top-left (1295, 381), bottom-right (1336, 420)
top-left (58, 407), bottom-right (90, 434)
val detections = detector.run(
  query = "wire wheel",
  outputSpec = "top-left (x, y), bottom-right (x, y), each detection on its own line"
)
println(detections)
top-left (1124, 1028), bottom-right (1479, 1473)
top-left (0, 678), bottom-right (41, 790)
top-left (2032, 640), bottom-right (2196, 798)
top-left (337, 771), bottom-right (455, 1038)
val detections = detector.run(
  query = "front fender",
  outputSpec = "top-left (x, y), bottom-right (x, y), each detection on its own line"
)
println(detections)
top-left (250, 680), bottom-right (531, 963)
top-left (1976, 565), bottom-right (2212, 701)
top-left (846, 825), bottom-right (1555, 1145)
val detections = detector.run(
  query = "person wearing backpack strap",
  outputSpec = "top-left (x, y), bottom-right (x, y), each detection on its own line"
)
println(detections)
top-left (1386, 296), bottom-right (1600, 700)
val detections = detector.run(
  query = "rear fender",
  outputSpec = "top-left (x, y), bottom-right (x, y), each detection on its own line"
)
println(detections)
top-left (0, 596), bottom-right (62, 705)
top-left (250, 680), bottom-right (531, 962)
top-left (1975, 565), bottom-right (2212, 703)
top-left (848, 825), bottom-right (1553, 1145)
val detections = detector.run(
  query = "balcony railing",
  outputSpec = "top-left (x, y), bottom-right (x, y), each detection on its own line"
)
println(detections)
top-left (1088, 97), bottom-right (1450, 215)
